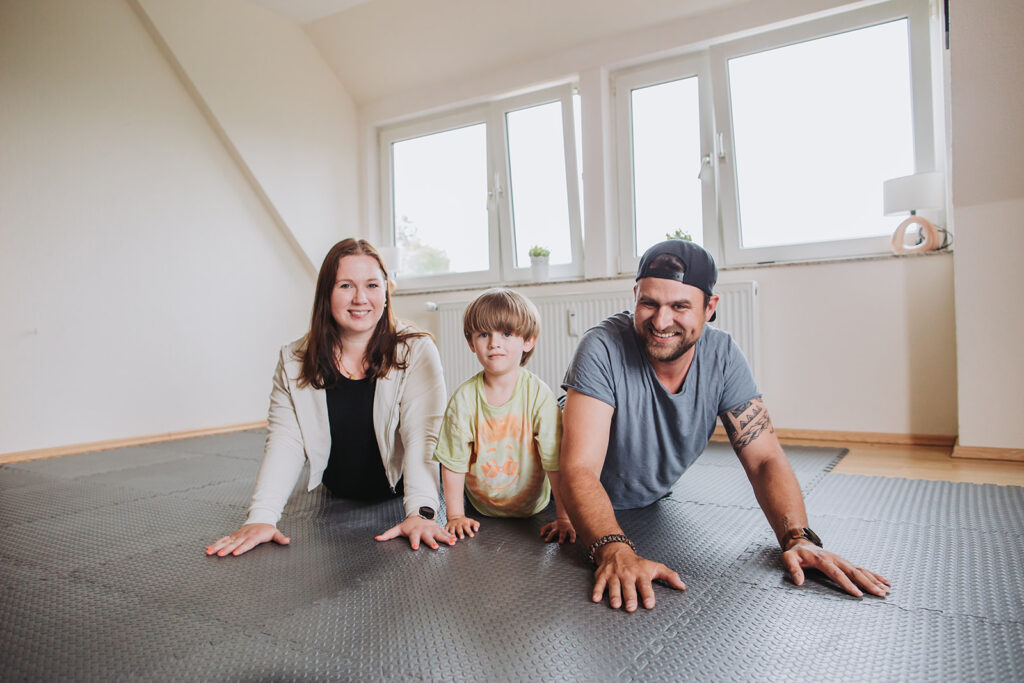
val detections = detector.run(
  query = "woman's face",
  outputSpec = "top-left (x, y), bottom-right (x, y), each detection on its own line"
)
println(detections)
top-left (330, 254), bottom-right (387, 339)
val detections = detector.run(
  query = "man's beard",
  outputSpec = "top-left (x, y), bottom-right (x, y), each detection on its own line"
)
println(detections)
top-left (639, 325), bottom-right (696, 363)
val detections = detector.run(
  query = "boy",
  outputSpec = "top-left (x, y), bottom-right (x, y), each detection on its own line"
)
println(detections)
top-left (433, 288), bottom-right (575, 543)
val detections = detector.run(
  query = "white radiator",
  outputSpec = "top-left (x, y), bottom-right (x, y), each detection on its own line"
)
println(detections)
top-left (437, 282), bottom-right (758, 397)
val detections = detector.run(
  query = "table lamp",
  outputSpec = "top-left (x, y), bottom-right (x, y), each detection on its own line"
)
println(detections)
top-left (883, 171), bottom-right (946, 254)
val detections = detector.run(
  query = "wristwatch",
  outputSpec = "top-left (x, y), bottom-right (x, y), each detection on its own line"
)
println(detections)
top-left (784, 526), bottom-right (822, 549)
top-left (417, 506), bottom-right (435, 520)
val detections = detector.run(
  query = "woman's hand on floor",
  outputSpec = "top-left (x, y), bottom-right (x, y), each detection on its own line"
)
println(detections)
top-left (375, 515), bottom-right (455, 550)
top-left (205, 523), bottom-right (290, 557)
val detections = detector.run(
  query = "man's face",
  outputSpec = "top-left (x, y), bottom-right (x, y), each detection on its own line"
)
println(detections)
top-left (633, 277), bottom-right (718, 363)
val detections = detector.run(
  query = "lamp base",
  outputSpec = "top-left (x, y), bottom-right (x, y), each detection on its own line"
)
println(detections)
top-left (891, 215), bottom-right (942, 254)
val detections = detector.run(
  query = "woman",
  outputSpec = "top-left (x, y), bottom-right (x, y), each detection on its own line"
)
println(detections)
top-left (206, 239), bottom-right (453, 556)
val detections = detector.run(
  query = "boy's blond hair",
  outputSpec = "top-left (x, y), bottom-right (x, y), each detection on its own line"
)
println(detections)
top-left (462, 288), bottom-right (541, 365)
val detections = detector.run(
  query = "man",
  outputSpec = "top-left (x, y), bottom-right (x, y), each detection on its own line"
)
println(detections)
top-left (559, 239), bottom-right (890, 612)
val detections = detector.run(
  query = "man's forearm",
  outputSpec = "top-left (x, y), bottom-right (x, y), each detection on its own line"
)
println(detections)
top-left (560, 466), bottom-right (624, 547)
top-left (744, 456), bottom-right (809, 548)
top-left (724, 399), bottom-right (809, 549)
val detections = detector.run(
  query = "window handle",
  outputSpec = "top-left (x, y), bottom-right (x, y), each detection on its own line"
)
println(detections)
top-left (698, 155), bottom-right (711, 180)
top-left (489, 172), bottom-right (504, 199)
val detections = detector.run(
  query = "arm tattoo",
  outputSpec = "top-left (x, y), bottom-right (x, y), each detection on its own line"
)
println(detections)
top-left (720, 398), bottom-right (774, 452)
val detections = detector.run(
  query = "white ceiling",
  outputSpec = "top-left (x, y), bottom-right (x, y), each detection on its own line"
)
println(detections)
top-left (242, 0), bottom-right (374, 23)
top-left (304, 0), bottom-right (748, 104)
top-left (239, 0), bottom-right (749, 104)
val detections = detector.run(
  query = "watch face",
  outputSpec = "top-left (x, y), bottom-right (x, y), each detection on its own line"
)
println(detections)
top-left (418, 506), bottom-right (435, 520)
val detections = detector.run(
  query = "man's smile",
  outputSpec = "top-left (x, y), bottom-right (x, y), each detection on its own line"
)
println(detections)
top-left (648, 328), bottom-right (681, 340)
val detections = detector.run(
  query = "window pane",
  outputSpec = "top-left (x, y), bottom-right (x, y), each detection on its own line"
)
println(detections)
top-left (630, 77), bottom-right (704, 255)
top-left (392, 124), bottom-right (489, 276)
top-left (506, 102), bottom-right (572, 268)
top-left (729, 19), bottom-right (914, 249)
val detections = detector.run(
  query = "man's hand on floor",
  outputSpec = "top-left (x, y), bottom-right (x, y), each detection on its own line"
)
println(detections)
top-left (592, 543), bottom-right (686, 612)
top-left (782, 541), bottom-right (891, 597)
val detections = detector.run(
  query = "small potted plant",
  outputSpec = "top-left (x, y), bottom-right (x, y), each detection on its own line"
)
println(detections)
top-left (665, 229), bottom-right (693, 241)
top-left (528, 245), bottom-right (550, 281)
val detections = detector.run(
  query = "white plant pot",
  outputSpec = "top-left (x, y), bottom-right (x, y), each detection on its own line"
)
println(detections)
top-left (530, 256), bottom-right (550, 282)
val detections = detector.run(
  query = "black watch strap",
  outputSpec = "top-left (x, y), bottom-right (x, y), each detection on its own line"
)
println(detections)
top-left (417, 506), bottom-right (435, 520)
top-left (784, 526), bottom-right (822, 549)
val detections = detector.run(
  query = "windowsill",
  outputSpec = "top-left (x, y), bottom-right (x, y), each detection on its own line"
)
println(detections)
top-left (392, 273), bottom-right (609, 297)
top-left (391, 248), bottom-right (953, 297)
top-left (718, 246), bottom-right (953, 272)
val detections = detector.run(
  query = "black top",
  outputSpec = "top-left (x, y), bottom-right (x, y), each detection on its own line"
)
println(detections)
top-left (322, 377), bottom-right (402, 501)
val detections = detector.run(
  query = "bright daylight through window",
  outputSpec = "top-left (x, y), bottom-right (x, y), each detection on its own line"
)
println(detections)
top-left (382, 1), bottom-right (935, 284)
top-left (391, 124), bottom-right (489, 277)
top-left (506, 101), bottom-right (573, 269)
top-left (630, 76), bottom-right (705, 253)
top-left (618, 0), bottom-right (932, 267)
top-left (726, 19), bottom-right (914, 251)
top-left (382, 86), bottom-right (582, 288)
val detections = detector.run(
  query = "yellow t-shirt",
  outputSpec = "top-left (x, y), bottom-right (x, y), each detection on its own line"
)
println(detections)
top-left (433, 368), bottom-right (561, 518)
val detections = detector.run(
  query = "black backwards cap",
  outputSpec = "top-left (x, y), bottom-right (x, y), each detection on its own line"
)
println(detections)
top-left (635, 239), bottom-right (718, 322)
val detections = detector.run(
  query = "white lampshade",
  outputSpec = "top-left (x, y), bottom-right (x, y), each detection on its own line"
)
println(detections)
top-left (883, 171), bottom-right (945, 216)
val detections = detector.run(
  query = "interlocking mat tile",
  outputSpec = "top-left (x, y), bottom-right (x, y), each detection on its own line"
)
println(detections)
top-left (0, 430), bottom-right (1020, 681)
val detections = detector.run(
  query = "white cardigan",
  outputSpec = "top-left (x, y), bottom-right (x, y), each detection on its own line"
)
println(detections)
top-left (245, 332), bottom-right (447, 526)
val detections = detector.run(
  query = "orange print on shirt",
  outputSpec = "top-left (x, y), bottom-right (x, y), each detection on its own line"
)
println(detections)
top-left (478, 413), bottom-right (527, 445)
top-left (469, 415), bottom-right (532, 496)
top-left (479, 453), bottom-right (519, 490)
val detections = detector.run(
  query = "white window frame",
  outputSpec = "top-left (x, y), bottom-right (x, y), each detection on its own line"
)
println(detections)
top-left (711, 0), bottom-right (936, 265)
top-left (611, 0), bottom-right (937, 271)
top-left (380, 106), bottom-right (498, 290)
top-left (613, 55), bottom-right (718, 275)
top-left (379, 84), bottom-right (583, 291)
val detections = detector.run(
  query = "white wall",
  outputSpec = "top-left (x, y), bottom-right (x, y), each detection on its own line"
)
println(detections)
top-left (4, 0), bottom-right (1002, 450)
top-left (336, 0), bottom-right (960, 438)
top-left (0, 0), bottom-right (315, 453)
top-left (949, 0), bottom-right (1024, 449)
top-left (134, 0), bottom-right (361, 270)
top-left (735, 255), bottom-right (956, 435)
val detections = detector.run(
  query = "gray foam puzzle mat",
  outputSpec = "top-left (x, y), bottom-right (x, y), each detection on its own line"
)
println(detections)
top-left (806, 472), bottom-right (1024, 532)
top-left (1, 431), bottom-right (1022, 681)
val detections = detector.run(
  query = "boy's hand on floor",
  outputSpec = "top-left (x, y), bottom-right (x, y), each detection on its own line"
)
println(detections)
top-left (445, 515), bottom-right (480, 539)
top-left (540, 517), bottom-right (576, 544)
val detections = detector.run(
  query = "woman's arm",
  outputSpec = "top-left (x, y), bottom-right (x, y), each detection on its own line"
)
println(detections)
top-left (374, 336), bottom-right (454, 549)
top-left (206, 348), bottom-right (305, 557)
top-left (394, 336), bottom-right (446, 518)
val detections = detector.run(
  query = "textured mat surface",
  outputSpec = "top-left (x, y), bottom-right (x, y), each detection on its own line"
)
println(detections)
top-left (1, 432), bottom-right (1022, 681)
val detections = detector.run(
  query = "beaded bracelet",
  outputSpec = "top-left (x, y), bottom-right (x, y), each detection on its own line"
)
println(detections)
top-left (586, 533), bottom-right (636, 565)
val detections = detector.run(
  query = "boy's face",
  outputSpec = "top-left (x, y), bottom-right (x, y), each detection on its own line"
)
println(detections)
top-left (468, 330), bottom-right (536, 377)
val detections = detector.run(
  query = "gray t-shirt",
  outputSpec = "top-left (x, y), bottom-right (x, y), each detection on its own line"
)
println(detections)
top-left (561, 312), bottom-right (760, 509)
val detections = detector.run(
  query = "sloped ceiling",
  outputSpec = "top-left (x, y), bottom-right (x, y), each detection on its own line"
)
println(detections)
top-left (298, 0), bottom-right (747, 105)
top-left (242, 0), bottom-right (374, 23)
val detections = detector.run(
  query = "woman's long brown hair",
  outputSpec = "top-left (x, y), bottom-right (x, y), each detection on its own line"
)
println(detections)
top-left (298, 239), bottom-right (428, 388)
